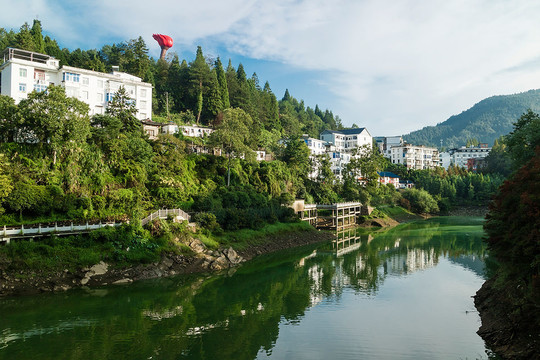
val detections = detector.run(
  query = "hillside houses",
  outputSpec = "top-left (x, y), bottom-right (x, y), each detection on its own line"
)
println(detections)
top-left (0, 48), bottom-right (153, 120)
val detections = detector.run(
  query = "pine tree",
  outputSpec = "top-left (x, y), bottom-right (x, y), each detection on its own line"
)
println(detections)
top-left (16, 23), bottom-right (35, 51)
top-left (214, 57), bottom-right (230, 109)
top-left (30, 19), bottom-right (44, 53)
top-left (189, 46), bottom-right (210, 123)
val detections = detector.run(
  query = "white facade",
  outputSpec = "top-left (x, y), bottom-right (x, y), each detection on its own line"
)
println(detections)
top-left (320, 128), bottom-right (372, 153)
top-left (180, 125), bottom-right (214, 138)
top-left (390, 144), bottom-right (440, 170)
top-left (441, 145), bottom-right (491, 169)
top-left (319, 128), bottom-right (373, 180)
top-left (301, 135), bottom-right (327, 156)
top-left (0, 48), bottom-right (152, 120)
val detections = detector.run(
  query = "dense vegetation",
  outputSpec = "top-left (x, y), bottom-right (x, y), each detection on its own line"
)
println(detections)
top-left (483, 110), bottom-right (540, 317)
top-left (404, 89), bottom-right (540, 149)
top-left (0, 19), bottom-right (512, 230)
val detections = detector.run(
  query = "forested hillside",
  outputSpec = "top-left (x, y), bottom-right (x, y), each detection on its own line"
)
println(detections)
top-left (0, 20), bottom-right (342, 139)
top-left (404, 89), bottom-right (540, 148)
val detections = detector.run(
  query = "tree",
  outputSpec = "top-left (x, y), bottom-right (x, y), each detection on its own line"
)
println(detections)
top-left (344, 144), bottom-right (384, 187)
top-left (189, 46), bottom-right (211, 123)
top-left (18, 85), bottom-right (91, 164)
top-left (30, 19), bottom-right (44, 53)
top-left (15, 22), bottom-right (35, 51)
top-left (484, 148), bottom-right (540, 304)
top-left (106, 86), bottom-right (141, 133)
top-left (0, 153), bottom-right (13, 214)
top-left (214, 57), bottom-right (230, 109)
top-left (280, 137), bottom-right (311, 178)
top-left (505, 109), bottom-right (540, 169)
top-left (0, 95), bottom-right (20, 142)
top-left (209, 108), bottom-right (254, 186)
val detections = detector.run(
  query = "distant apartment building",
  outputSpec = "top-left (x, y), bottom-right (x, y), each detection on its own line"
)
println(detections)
top-left (440, 144), bottom-right (491, 169)
top-left (0, 47), bottom-right (152, 120)
top-left (374, 136), bottom-right (404, 159)
top-left (161, 123), bottom-right (214, 138)
top-left (390, 144), bottom-right (440, 170)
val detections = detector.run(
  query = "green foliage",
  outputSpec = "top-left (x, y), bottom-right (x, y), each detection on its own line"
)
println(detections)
top-left (401, 188), bottom-right (439, 214)
top-left (505, 109), bottom-right (540, 169)
top-left (484, 149), bottom-right (540, 305)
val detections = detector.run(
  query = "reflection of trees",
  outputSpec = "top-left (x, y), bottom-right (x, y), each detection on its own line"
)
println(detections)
top-left (0, 218), bottom-right (488, 360)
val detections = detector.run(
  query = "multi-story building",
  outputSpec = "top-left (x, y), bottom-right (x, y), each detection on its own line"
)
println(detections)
top-left (320, 128), bottom-right (372, 153)
top-left (0, 47), bottom-right (152, 120)
top-left (390, 144), bottom-right (440, 170)
top-left (440, 144), bottom-right (491, 169)
top-left (301, 134), bottom-right (326, 156)
top-left (319, 128), bottom-right (373, 180)
top-left (374, 136), bottom-right (404, 159)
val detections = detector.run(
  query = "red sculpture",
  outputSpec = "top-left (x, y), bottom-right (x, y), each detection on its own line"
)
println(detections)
top-left (153, 34), bottom-right (173, 60)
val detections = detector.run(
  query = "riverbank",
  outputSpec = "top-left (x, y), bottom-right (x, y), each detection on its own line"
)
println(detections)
top-left (0, 223), bottom-right (334, 297)
top-left (474, 276), bottom-right (540, 359)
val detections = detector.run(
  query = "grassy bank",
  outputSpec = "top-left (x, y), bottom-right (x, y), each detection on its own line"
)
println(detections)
top-left (0, 220), bottom-right (314, 274)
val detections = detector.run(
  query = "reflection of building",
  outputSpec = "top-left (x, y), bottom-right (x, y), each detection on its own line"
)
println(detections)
top-left (1, 47), bottom-right (152, 120)
top-left (384, 248), bottom-right (437, 275)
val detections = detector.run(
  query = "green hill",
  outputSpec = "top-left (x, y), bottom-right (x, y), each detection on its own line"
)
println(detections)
top-left (403, 89), bottom-right (540, 148)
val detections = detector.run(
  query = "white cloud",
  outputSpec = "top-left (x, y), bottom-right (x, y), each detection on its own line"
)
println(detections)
top-left (3, 0), bottom-right (540, 135)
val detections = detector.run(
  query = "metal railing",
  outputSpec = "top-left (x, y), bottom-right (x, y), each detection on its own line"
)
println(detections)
top-left (1, 221), bottom-right (121, 243)
top-left (140, 209), bottom-right (190, 226)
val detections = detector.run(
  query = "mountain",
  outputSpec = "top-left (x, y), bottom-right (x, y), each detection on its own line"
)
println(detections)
top-left (403, 89), bottom-right (540, 149)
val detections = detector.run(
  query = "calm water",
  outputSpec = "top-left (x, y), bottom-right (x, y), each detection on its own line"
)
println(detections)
top-left (0, 217), bottom-right (493, 359)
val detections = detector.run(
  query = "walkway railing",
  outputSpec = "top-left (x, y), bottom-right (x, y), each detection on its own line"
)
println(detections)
top-left (140, 208), bottom-right (191, 226)
top-left (1, 208), bottom-right (191, 244)
top-left (1, 221), bottom-right (121, 243)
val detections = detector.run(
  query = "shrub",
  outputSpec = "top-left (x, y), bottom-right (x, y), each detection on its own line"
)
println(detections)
top-left (401, 188), bottom-right (439, 214)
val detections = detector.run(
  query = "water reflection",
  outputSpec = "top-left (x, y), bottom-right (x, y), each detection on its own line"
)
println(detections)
top-left (0, 217), bottom-right (490, 360)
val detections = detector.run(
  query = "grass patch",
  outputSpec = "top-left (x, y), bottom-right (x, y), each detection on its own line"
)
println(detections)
top-left (209, 221), bottom-right (314, 250)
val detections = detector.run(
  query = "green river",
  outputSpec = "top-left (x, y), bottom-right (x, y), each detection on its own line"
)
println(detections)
top-left (0, 217), bottom-right (495, 359)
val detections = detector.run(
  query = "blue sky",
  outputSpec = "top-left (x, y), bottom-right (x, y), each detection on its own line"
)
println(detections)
top-left (3, 0), bottom-right (540, 137)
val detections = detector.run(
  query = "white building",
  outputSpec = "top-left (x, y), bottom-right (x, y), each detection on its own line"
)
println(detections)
top-left (440, 144), bottom-right (491, 169)
top-left (320, 128), bottom-right (372, 153)
top-left (319, 128), bottom-right (373, 180)
top-left (301, 134), bottom-right (326, 156)
top-left (390, 144), bottom-right (440, 170)
top-left (0, 48), bottom-right (152, 120)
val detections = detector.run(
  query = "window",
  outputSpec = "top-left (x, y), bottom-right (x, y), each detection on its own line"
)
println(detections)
top-left (82, 77), bottom-right (89, 85)
top-left (63, 72), bottom-right (80, 82)
top-left (81, 90), bottom-right (88, 100)
top-left (105, 92), bottom-right (115, 102)
top-left (97, 80), bottom-right (104, 88)
top-left (19, 68), bottom-right (27, 77)
top-left (140, 89), bottom-right (147, 97)
top-left (140, 100), bottom-right (147, 108)
top-left (97, 93), bottom-right (104, 102)
top-left (34, 84), bottom-right (47, 92)
top-left (34, 70), bottom-right (45, 81)
top-left (19, 83), bottom-right (27, 93)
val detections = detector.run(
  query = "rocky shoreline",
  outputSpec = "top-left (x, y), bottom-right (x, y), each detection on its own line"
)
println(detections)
top-left (0, 229), bottom-right (334, 297)
top-left (474, 276), bottom-right (540, 359)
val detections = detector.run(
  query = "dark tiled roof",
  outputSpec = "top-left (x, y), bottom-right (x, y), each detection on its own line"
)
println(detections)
top-left (377, 171), bottom-right (399, 178)
top-left (321, 128), bottom-right (368, 135)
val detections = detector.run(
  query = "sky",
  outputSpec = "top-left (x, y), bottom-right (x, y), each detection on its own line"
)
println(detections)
top-left (3, 0), bottom-right (540, 136)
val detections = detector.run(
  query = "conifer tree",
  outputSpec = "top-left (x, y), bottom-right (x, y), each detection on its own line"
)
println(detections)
top-left (214, 57), bottom-right (230, 109)
top-left (30, 19), bottom-right (44, 53)
top-left (189, 46), bottom-right (210, 123)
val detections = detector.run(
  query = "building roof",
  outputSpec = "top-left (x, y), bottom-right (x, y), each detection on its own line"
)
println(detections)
top-left (377, 171), bottom-right (399, 178)
top-left (320, 128), bottom-right (370, 136)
